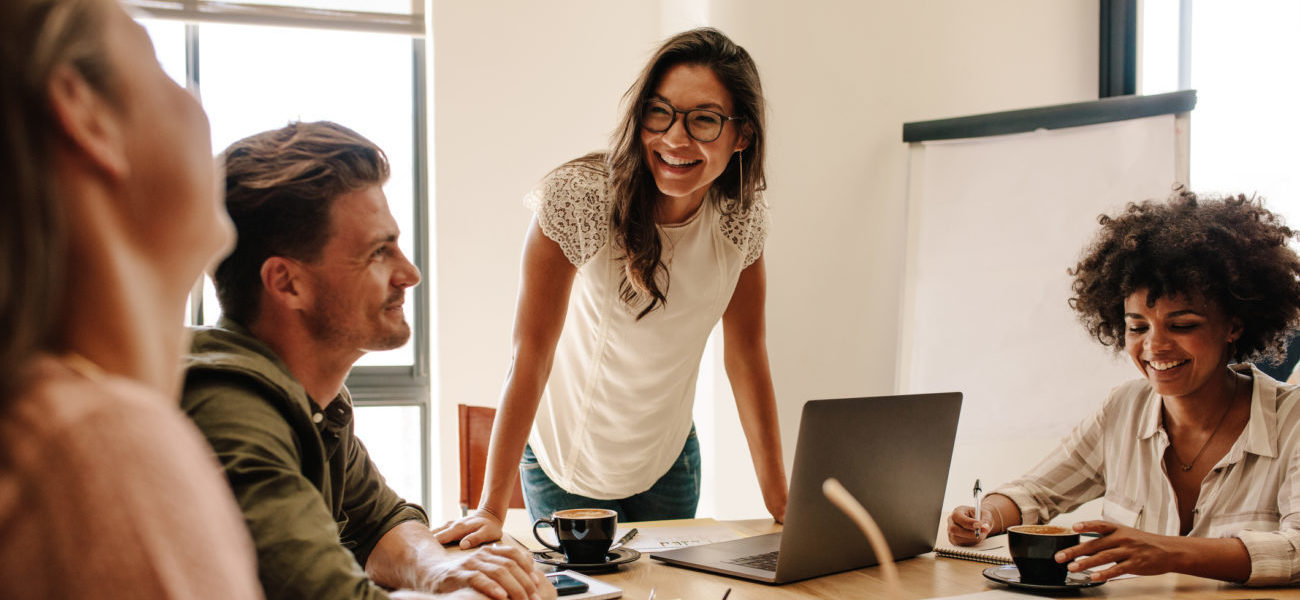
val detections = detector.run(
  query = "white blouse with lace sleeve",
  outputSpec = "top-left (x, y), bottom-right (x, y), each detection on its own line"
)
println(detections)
top-left (523, 161), bottom-right (769, 269)
top-left (520, 158), bottom-right (770, 498)
top-left (720, 196), bottom-right (769, 269)
top-left (522, 162), bottom-right (612, 267)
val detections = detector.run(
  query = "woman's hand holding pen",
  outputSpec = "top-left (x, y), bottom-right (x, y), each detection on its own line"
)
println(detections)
top-left (947, 505), bottom-right (992, 545)
top-left (947, 493), bottom-right (1020, 546)
top-left (948, 478), bottom-right (992, 545)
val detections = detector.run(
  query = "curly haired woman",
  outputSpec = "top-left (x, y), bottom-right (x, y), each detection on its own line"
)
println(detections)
top-left (947, 190), bottom-right (1300, 586)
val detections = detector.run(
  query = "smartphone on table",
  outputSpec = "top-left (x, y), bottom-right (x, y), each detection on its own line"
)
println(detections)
top-left (546, 572), bottom-right (589, 596)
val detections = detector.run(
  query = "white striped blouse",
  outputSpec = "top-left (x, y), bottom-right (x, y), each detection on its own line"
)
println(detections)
top-left (994, 364), bottom-right (1300, 586)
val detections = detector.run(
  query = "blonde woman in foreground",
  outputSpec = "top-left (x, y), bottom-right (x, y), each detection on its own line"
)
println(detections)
top-left (0, 0), bottom-right (260, 596)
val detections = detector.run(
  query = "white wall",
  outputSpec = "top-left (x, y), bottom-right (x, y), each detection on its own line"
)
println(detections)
top-left (429, 0), bottom-right (706, 518)
top-left (430, 0), bottom-right (1099, 520)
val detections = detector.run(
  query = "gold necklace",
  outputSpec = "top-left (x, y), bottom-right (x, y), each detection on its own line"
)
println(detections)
top-left (1167, 375), bottom-right (1238, 472)
top-left (60, 352), bottom-right (105, 381)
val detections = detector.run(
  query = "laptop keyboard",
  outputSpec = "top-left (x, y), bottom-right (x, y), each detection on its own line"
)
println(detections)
top-left (723, 550), bottom-right (779, 572)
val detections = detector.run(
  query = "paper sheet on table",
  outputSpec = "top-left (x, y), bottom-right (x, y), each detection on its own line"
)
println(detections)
top-left (620, 519), bottom-right (749, 553)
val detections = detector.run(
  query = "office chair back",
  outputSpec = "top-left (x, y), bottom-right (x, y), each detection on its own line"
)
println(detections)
top-left (458, 404), bottom-right (526, 514)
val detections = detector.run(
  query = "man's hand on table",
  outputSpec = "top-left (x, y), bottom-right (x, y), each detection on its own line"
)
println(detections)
top-left (371, 521), bottom-right (554, 600)
top-left (422, 543), bottom-right (556, 600)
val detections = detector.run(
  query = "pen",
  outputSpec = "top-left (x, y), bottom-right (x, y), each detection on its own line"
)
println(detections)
top-left (972, 478), bottom-right (983, 533)
top-left (612, 528), bottom-right (638, 550)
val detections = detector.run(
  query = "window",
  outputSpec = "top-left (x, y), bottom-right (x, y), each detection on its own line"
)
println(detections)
top-left (1139, 0), bottom-right (1300, 380)
top-left (133, 1), bottom-right (430, 508)
top-left (1139, 1), bottom-right (1300, 220)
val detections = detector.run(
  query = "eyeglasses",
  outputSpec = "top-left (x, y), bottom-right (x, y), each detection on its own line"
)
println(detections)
top-left (641, 99), bottom-right (744, 143)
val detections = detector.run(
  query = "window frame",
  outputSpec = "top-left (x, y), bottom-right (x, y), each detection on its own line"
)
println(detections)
top-left (1099, 0), bottom-right (1137, 97)
top-left (136, 8), bottom-right (433, 511)
top-left (125, 0), bottom-right (424, 35)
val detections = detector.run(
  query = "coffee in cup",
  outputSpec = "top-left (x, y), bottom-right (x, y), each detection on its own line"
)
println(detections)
top-left (532, 508), bottom-right (618, 564)
top-left (1007, 524), bottom-right (1080, 585)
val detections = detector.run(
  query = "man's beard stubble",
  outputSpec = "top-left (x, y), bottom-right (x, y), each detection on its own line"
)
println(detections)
top-left (304, 290), bottom-right (410, 353)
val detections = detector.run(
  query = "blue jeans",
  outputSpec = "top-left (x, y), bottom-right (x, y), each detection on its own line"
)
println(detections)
top-left (520, 426), bottom-right (701, 523)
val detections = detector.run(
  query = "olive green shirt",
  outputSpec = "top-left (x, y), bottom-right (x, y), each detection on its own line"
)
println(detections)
top-left (182, 318), bottom-right (426, 600)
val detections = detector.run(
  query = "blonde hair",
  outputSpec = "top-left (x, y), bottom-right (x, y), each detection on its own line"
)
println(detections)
top-left (0, 0), bottom-right (115, 395)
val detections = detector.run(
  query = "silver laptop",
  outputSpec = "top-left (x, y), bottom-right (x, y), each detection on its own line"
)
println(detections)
top-left (651, 392), bottom-right (962, 584)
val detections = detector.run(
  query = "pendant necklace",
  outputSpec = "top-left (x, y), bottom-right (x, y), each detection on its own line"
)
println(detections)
top-left (1168, 375), bottom-right (1238, 472)
top-left (60, 352), bottom-right (105, 381)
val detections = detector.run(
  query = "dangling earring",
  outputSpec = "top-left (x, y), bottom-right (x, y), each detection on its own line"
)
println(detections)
top-left (737, 150), bottom-right (744, 205)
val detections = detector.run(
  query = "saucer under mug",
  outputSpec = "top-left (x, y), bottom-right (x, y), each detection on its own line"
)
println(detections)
top-left (532, 508), bottom-right (619, 564)
top-left (982, 564), bottom-right (1104, 591)
top-left (533, 547), bottom-right (641, 571)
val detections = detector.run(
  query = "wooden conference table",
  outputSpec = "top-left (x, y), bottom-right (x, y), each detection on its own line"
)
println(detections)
top-left (502, 518), bottom-right (1300, 600)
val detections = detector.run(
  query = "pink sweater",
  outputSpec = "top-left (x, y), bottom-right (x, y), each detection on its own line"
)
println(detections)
top-left (0, 356), bottom-right (262, 598)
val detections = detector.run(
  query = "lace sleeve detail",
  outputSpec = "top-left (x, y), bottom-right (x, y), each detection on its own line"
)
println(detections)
top-left (523, 161), bottom-right (612, 267)
top-left (718, 195), bottom-right (770, 268)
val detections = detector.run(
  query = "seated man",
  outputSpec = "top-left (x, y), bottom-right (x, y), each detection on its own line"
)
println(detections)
top-left (184, 121), bottom-right (553, 600)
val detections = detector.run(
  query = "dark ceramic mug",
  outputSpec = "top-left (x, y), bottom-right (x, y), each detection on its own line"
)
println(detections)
top-left (1008, 524), bottom-right (1080, 585)
top-left (532, 508), bottom-right (617, 564)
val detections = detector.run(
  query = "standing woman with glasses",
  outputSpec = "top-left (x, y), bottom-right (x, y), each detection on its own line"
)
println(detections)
top-left (435, 27), bottom-right (787, 548)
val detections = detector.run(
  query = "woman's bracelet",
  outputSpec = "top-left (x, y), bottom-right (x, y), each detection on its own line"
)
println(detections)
top-left (981, 502), bottom-right (1004, 535)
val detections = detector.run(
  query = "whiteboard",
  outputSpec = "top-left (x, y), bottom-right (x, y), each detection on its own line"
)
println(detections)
top-left (898, 115), bottom-right (1186, 514)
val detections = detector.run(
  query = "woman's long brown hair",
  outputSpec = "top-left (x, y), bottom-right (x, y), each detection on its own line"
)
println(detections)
top-left (603, 27), bottom-right (767, 319)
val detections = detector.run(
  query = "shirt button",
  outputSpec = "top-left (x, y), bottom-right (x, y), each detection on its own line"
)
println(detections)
top-left (312, 413), bottom-right (324, 424)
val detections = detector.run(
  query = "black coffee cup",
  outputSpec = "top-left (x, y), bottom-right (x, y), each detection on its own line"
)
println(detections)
top-left (1008, 524), bottom-right (1080, 585)
top-left (532, 508), bottom-right (617, 564)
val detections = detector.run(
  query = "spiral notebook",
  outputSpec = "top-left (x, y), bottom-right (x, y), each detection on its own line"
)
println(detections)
top-left (932, 535), bottom-right (1012, 565)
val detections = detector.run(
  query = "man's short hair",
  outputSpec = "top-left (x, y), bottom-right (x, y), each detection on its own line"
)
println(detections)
top-left (214, 121), bottom-right (390, 326)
